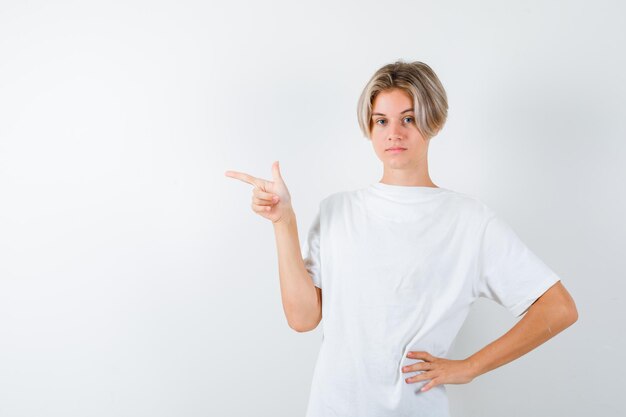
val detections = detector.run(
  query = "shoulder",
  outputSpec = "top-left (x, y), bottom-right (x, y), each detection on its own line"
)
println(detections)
top-left (437, 188), bottom-right (497, 226)
top-left (319, 189), bottom-right (359, 208)
top-left (445, 189), bottom-right (492, 211)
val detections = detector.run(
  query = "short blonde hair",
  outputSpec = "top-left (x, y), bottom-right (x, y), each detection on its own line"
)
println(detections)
top-left (356, 60), bottom-right (448, 140)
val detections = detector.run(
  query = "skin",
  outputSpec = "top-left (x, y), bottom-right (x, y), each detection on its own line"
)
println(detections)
top-left (370, 88), bottom-right (579, 391)
top-left (369, 88), bottom-right (438, 187)
top-left (224, 161), bottom-right (292, 225)
top-left (226, 88), bottom-right (579, 393)
top-left (403, 280), bottom-right (577, 391)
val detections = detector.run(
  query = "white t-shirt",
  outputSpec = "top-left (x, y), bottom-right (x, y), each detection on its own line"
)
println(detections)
top-left (301, 182), bottom-right (561, 417)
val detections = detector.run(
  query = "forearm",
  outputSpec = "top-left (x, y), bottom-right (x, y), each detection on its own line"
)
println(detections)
top-left (465, 295), bottom-right (577, 379)
top-left (273, 209), bottom-right (320, 331)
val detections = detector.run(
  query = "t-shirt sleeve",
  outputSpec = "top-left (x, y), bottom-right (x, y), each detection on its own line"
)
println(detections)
top-left (302, 208), bottom-right (322, 289)
top-left (474, 213), bottom-right (561, 317)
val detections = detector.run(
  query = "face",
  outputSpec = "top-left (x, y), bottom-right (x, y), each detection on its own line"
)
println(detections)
top-left (369, 88), bottom-right (430, 173)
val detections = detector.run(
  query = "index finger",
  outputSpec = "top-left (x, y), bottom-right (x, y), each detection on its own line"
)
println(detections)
top-left (224, 170), bottom-right (262, 188)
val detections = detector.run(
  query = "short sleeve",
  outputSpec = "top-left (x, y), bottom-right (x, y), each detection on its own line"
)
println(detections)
top-left (474, 214), bottom-right (561, 317)
top-left (302, 208), bottom-right (322, 289)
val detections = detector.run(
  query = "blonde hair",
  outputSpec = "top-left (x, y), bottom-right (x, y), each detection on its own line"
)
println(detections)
top-left (356, 60), bottom-right (448, 140)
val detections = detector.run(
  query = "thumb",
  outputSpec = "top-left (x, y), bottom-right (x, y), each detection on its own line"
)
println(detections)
top-left (272, 160), bottom-right (283, 182)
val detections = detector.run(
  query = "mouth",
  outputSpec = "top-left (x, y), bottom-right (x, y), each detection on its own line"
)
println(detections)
top-left (386, 147), bottom-right (407, 152)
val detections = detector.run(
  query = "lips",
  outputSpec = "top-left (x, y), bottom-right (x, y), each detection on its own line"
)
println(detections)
top-left (386, 147), bottom-right (407, 151)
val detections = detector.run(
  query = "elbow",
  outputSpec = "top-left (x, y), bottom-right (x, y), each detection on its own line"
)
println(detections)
top-left (565, 301), bottom-right (579, 326)
top-left (288, 322), bottom-right (304, 332)
top-left (550, 281), bottom-right (579, 329)
top-left (563, 287), bottom-right (579, 326)
top-left (285, 307), bottom-right (320, 333)
top-left (556, 298), bottom-right (578, 331)
top-left (288, 320), bottom-right (318, 333)
top-left (285, 288), bottom-right (322, 333)
top-left (287, 309), bottom-right (322, 332)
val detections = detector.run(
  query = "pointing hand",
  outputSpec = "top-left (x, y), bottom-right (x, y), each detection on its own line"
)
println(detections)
top-left (225, 161), bottom-right (293, 224)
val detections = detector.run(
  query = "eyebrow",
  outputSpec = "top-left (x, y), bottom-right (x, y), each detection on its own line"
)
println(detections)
top-left (371, 108), bottom-right (414, 116)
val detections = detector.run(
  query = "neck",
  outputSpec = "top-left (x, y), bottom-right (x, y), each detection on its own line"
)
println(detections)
top-left (379, 161), bottom-right (437, 187)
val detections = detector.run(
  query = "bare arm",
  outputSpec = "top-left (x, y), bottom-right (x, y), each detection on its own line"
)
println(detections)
top-left (404, 280), bottom-right (578, 391)
top-left (273, 209), bottom-right (322, 332)
top-left (465, 280), bottom-right (578, 378)
top-left (225, 161), bottom-right (321, 333)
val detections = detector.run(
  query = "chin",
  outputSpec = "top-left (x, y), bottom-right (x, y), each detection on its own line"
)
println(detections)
top-left (385, 162), bottom-right (409, 170)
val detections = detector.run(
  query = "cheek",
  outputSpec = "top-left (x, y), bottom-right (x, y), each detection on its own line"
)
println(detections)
top-left (373, 143), bottom-right (386, 156)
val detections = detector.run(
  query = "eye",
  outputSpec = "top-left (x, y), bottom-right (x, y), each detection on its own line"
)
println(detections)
top-left (374, 118), bottom-right (386, 126)
top-left (403, 116), bottom-right (414, 123)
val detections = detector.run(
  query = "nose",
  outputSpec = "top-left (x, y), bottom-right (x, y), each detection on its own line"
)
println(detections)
top-left (387, 119), bottom-right (405, 141)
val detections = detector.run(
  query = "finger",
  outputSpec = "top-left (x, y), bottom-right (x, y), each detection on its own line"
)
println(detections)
top-left (253, 189), bottom-right (280, 202)
top-left (402, 361), bottom-right (434, 373)
top-left (407, 351), bottom-right (435, 361)
top-left (405, 370), bottom-right (430, 384)
top-left (225, 170), bottom-right (263, 188)
top-left (406, 371), bottom-right (438, 388)
top-left (251, 202), bottom-right (273, 213)
top-left (272, 160), bottom-right (283, 182)
top-left (252, 195), bottom-right (278, 206)
top-left (420, 378), bottom-right (438, 392)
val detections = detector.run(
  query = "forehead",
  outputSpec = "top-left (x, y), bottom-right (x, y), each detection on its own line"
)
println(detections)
top-left (371, 89), bottom-right (413, 114)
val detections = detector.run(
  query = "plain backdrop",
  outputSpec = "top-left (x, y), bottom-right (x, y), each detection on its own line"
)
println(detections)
top-left (0, 1), bottom-right (624, 416)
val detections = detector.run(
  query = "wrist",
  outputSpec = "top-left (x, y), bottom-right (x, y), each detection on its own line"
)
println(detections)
top-left (273, 208), bottom-right (296, 227)
top-left (464, 356), bottom-right (483, 380)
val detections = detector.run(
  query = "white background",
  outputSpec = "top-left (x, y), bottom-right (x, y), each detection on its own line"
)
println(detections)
top-left (1, 1), bottom-right (624, 416)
